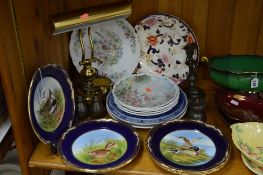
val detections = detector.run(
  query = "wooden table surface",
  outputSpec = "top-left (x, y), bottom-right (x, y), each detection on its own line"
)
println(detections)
top-left (29, 80), bottom-right (253, 174)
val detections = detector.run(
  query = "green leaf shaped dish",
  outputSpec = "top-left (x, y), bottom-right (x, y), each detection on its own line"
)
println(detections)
top-left (208, 55), bottom-right (263, 91)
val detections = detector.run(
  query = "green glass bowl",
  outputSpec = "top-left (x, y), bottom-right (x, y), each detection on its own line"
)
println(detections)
top-left (208, 55), bottom-right (263, 91)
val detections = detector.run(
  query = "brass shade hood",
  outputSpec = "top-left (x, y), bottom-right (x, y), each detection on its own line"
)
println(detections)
top-left (50, 0), bottom-right (132, 35)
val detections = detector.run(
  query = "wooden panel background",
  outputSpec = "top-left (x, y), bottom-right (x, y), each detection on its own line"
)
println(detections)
top-left (0, 0), bottom-right (263, 174)
top-left (11, 0), bottom-right (263, 84)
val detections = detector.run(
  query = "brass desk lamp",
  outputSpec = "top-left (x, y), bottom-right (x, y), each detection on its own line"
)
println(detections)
top-left (50, 0), bottom-right (132, 121)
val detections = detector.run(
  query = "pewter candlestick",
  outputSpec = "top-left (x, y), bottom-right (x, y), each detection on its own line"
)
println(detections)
top-left (185, 57), bottom-right (206, 122)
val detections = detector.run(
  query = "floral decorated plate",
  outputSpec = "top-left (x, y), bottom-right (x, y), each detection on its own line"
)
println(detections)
top-left (106, 90), bottom-right (187, 128)
top-left (147, 120), bottom-right (231, 174)
top-left (58, 119), bottom-right (140, 173)
top-left (241, 153), bottom-right (263, 175)
top-left (28, 64), bottom-right (74, 145)
top-left (115, 90), bottom-right (180, 116)
top-left (231, 122), bottom-right (263, 166)
top-left (134, 13), bottom-right (199, 84)
top-left (69, 19), bottom-right (140, 83)
top-left (112, 74), bottom-right (179, 111)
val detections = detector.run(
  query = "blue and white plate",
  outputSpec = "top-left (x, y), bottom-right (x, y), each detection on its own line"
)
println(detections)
top-left (106, 90), bottom-right (187, 128)
top-left (28, 64), bottom-right (75, 145)
top-left (147, 120), bottom-right (231, 174)
top-left (58, 119), bottom-right (140, 173)
top-left (109, 107), bottom-right (187, 129)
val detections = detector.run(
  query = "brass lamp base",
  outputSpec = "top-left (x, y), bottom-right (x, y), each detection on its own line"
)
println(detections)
top-left (76, 72), bottom-right (111, 122)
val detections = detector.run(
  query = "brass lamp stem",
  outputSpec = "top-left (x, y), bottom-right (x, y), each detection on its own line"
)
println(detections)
top-left (87, 27), bottom-right (102, 64)
top-left (78, 29), bottom-right (85, 62)
top-left (87, 27), bottom-right (95, 60)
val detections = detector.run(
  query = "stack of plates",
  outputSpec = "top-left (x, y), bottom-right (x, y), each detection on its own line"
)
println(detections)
top-left (106, 74), bottom-right (188, 128)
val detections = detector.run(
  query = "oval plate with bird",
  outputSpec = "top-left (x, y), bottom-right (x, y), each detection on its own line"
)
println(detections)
top-left (147, 120), bottom-right (231, 174)
top-left (58, 119), bottom-right (140, 173)
top-left (28, 64), bottom-right (75, 145)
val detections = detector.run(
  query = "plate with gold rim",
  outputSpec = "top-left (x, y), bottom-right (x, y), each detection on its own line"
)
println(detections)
top-left (134, 13), bottom-right (199, 84)
top-left (147, 120), bottom-right (230, 174)
top-left (58, 119), bottom-right (140, 173)
top-left (28, 64), bottom-right (75, 145)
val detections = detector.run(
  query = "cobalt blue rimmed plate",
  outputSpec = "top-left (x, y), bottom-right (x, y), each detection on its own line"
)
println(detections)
top-left (58, 119), bottom-right (140, 173)
top-left (147, 120), bottom-right (231, 174)
top-left (28, 64), bottom-right (74, 145)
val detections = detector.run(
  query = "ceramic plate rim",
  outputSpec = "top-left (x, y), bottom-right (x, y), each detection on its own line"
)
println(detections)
top-left (69, 19), bottom-right (140, 83)
top-left (107, 89), bottom-right (186, 119)
top-left (28, 64), bottom-right (75, 144)
top-left (241, 153), bottom-right (263, 175)
top-left (231, 122), bottom-right (263, 166)
top-left (112, 73), bottom-right (179, 110)
top-left (134, 13), bottom-right (200, 84)
top-left (57, 119), bottom-right (140, 173)
top-left (147, 120), bottom-right (231, 174)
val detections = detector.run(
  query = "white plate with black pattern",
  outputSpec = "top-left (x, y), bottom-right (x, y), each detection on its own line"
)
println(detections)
top-left (134, 13), bottom-right (199, 84)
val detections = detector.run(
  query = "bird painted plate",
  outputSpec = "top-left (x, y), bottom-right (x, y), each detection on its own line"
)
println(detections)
top-left (28, 64), bottom-right (75, 145)
top-left (58, 119), bottom-right (140, 173)
top-left (134, 13), bottom-right (199, 84)
top-left (69, 19), bottom-right (140, 83)
top-left (147, 120), bottom-right (231, 174)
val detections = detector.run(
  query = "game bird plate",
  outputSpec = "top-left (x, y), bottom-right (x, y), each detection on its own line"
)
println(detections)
top-left (134, 13), bottom-right (199, 84)
top-left (28, 64), bottom-right (75, 145)
top-left (147, 120), bottom-right (230, 174)
top-left (58, 119), bottom-right (140, 173)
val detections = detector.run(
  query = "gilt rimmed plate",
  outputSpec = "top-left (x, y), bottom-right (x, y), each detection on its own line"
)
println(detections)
top-left (58, 119), bottom-right (140, 173)
top-left (28, 64), bottom-right (74, 145)
top-left (147, 120), bottom-right (231, 174)
top-left (134, 13), bottom-right (199, 84)
top-left (112, 74), bottom-right (179, 111)
top-left (69, 19), bottom-right (140, 83)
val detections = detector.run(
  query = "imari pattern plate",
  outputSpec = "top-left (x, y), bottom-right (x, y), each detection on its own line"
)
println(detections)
top-left (134, 13), bottom-right (199, 84)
